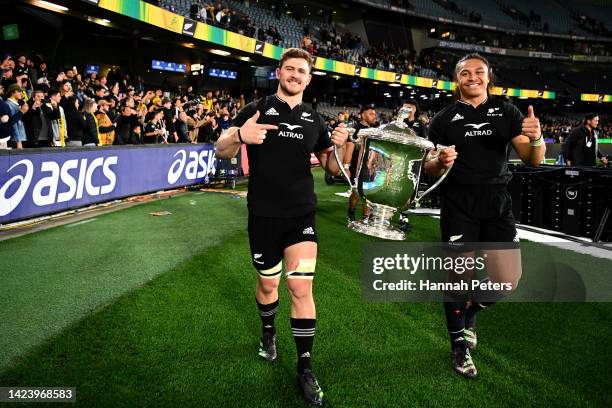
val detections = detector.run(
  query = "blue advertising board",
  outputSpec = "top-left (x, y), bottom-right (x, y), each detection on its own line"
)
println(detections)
top-left (0, 144), bottom-right (216, 224)
top-left (151, 59), bottom-right (187, 73)
top-left (208, 68), bottom-right (238, 79)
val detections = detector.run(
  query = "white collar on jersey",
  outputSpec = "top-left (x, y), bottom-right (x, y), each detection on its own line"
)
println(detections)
top-left (457, 96), bottom-right (488, 107)
top-left (274, 94), bottom-right (302, 107)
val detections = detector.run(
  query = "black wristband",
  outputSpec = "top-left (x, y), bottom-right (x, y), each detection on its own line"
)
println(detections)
top-left (237, 128), bottom-right (244, 144)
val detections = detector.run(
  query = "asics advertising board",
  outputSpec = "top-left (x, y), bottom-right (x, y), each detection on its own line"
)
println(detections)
top-left (0, 144), bottom-right (216, 224)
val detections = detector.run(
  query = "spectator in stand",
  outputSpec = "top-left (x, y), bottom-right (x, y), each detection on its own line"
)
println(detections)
top-left (82, 99), bottom-right (100, 147)
top-left (95, 99), bottom-right (115, 145)
top-left (22, 89), bottom-right (51, 148)
top-left (63, 95), bottom-right (86, 147)
top-left (176, 111), bottom-right (190, 143)
top-left (197, 111), bottom-right (218, 143)
top-left (202, 91), bottom-right (214, 111)
top-left (5, 84), bottom-right (28, 149)
top-left (44, 89), bottom-right (67, 147)
top-left (161, 97), bottom-right (178, 143)
top-left (1, 66), bottom-right (15, 90)
top-left (132, 122), bottom-right (143, 145)
top-left (144, 109), bottom-right (165, 144)
top-left (114, 105), bottom-right (137, 145)
top-left (218, 105), bottom-right (231, 131)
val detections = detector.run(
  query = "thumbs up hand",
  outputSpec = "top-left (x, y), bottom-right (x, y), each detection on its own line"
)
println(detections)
top-left (238, 110), bottom-right (278, 145)
top-left (521, 105), bottom-right (541, 141)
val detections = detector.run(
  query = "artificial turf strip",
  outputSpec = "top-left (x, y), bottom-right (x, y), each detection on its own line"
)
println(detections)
top-left (0, 169), bottom-right (611, 407)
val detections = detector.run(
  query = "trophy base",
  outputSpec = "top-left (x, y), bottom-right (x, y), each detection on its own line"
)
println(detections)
top-left (348, 221), bottom-right (406, 241)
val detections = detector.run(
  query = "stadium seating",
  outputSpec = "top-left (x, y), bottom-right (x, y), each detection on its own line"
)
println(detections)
top-left (226, 0), bottom-right (303, 49)
top-left (502, 0), bottom-right (584, 34)
top-left (449, 0), bottom-right (517, 28)
top-left (317, 103), bottom-right (394, 120)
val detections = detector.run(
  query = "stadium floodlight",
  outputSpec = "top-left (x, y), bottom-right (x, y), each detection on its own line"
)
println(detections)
top-left (312, 71), bottom-right (327, 76)
top-left (39, 0), bottom-right (68, 11)
top-left (389, 83), bottom-right (401, 87)
top-left (210, 49), bottom-right (231, 56)
top-left (239, 56), bottom-right (250, 62)
top-left (430, 28), bottom-right (436, 33)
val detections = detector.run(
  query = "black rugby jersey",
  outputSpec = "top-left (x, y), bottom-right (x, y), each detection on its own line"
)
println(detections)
top-left (232, 94), bottom-right (332, 217)
top-left (428, 97), bottom-right (524, 185)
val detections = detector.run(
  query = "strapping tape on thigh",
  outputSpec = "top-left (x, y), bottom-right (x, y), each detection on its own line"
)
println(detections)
top-left (286, 258), bottom-right (316, 279)
top-left (257, 261), bottom-right (282, 279)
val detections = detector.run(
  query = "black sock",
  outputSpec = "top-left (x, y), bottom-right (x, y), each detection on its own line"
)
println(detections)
top-left (443, 300), bottom-right (467, 350)
top-left (466, 282), bottom-right (507, 328)
top-left (291, 318), bottom-right (316, 374)
top-left (465, 301), bottom-right (494, 328)
top-left (257, 298), bottom-right (279, 336)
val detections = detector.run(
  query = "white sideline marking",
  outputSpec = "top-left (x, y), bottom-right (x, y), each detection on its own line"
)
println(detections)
top-left (65, 218), bottom-right (97, 228)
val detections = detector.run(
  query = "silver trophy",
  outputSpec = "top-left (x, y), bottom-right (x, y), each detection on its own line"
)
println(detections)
top-left (334, 107), bottom-right (452, 240)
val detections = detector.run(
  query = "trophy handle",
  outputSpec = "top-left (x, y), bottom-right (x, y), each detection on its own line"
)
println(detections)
top-left (414, 144), bottom-right (452, 205)
top-left (332, 127), bottom-right (356, 190)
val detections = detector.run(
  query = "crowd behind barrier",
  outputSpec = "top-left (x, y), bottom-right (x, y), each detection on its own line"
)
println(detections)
top-left (0, 52), bottom-right (610, 153)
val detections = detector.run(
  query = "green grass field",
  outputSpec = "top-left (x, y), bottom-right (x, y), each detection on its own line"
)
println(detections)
top-left (1, 169), bottom-right (611, 407)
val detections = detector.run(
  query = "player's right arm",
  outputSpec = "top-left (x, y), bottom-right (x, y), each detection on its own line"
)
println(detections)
top-left (216, 104), bottom-right (277, 159)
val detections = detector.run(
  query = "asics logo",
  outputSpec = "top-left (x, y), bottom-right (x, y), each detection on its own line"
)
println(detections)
top-left (280, 123), bottom-right (303, 131)
top-left (168, 149), bottom-right (216, 184)
top-left (464, 123), bottom-right (490, 129)
top-left (0, 157), bottom-right (117, 217)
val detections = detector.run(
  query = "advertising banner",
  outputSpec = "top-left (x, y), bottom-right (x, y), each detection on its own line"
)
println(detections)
top-left (0, 144), bottom-right (216, 224)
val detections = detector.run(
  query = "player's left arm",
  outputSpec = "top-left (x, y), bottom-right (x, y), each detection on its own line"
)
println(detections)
top-left (315, 122), bottom-right (349, 176)
top-left (511, 105), bottom-right (546, 167)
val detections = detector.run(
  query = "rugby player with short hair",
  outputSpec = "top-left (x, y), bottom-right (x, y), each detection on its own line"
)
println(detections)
top-left (424, 53), bottom-right (545, 378)
top-left (216, 48), bottom-right (348, 405)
